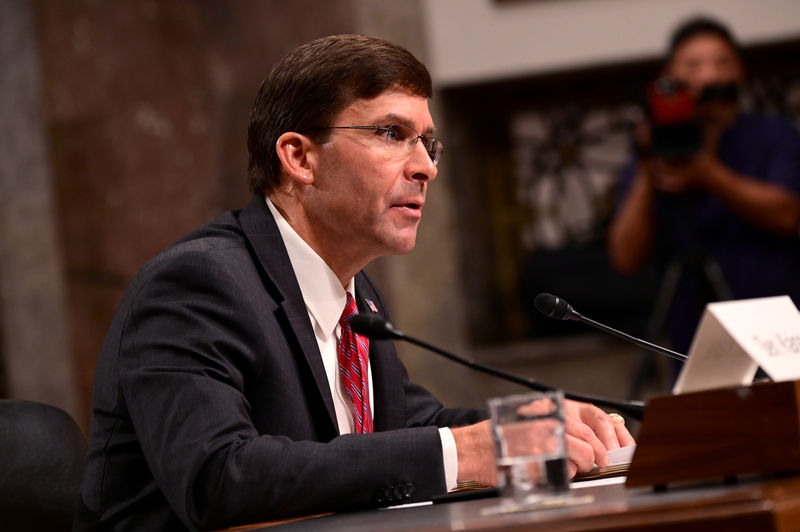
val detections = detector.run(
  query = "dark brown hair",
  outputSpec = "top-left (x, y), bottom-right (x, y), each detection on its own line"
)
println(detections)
top-left (247, 34), bottom-right (432, 195)
top-left (667, 16), bottom-right (741, 63)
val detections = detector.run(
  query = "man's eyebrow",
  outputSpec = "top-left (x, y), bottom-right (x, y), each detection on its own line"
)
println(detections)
top-left (377, 113), bottom-right (436, 136)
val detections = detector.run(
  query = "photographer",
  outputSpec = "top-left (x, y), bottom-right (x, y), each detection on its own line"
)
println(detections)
top-left (607, 17), bottom-right (800, 357)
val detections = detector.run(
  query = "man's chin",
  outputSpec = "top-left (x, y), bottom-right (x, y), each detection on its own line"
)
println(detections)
top-left (381, 233), bottom-right (418, 257)
top-left (389, 240), bottom-right (417, 256)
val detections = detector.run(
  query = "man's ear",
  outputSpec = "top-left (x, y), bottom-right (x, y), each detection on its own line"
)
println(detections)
top-left (275, 132), bottom-right (316, 186)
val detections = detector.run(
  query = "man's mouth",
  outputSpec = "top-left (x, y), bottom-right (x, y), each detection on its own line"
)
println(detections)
top-left (392, 199), bottom-right (425, 216)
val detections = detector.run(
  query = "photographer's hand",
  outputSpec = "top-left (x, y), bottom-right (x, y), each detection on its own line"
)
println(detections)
top-left (646, 150), bottom-right (800, 237)
top-left (645, 150), bottom-right (717, 194)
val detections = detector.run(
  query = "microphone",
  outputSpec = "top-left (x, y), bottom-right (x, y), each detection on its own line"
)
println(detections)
top-left (350, 313), bottom-right (645, 420)
top-left (534, 293), bottom-right (687, 363)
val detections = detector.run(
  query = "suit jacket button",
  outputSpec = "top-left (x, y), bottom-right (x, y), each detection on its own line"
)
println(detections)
top-left (404, 482), bottom-right (415, 498)
top-left (384, 487), bottom-right (394, 502)
top-left (375, 488), bottom-right (385, 505)
top-left (393, 485), bottom-right (405, 500)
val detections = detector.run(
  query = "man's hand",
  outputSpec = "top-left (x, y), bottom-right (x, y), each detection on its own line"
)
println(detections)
top-left (637, 113), bottom-right (727, 196)
top-left (643, 151), bottom-right (722, 195)
top-left (451, 401), bottom-right (636, 485)
top-left (563, 399), bottom-right (636, 476)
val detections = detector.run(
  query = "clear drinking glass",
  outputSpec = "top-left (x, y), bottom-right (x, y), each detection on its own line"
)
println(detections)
top-left (483, 390), bottom-right (591, 514)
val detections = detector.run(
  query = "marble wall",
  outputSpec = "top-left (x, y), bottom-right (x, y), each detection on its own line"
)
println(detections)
top-left (3, 0), bottom-right (363, 426)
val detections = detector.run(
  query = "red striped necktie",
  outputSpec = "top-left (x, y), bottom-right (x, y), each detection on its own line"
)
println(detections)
top-left (337, 292), bottom-right (373, 433)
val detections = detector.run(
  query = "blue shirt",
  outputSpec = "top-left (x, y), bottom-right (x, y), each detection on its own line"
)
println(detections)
top-left (618, 113), bottom-right (800, 353)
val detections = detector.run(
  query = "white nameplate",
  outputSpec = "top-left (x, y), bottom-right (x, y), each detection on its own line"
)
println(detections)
top-left (673, 296), bottom-right (800, 394)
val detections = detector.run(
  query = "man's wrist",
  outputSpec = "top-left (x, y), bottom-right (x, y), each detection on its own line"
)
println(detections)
top-left (450, 421), bottom-right (496, 486)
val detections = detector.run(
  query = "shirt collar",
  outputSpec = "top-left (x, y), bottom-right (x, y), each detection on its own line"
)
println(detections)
top-left (266, 197), bottom-right (354, 339)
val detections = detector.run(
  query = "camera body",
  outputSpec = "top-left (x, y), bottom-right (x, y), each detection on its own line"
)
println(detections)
top-left (641, 78), bottom-right (740, 160)
top-left (645, 77), bottom-right (703, 160)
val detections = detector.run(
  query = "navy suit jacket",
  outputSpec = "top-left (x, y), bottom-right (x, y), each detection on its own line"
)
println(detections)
top-left (74, 196), bottom-right (486, 531)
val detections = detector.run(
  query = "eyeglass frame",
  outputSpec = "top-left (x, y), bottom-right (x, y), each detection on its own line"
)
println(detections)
top-left (317, 124), bottom-right (443, 166)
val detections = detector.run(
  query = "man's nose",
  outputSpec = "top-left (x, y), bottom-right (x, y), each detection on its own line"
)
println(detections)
top-left (697, 62), bottom-right (728, 87)
top-left (407, 141), bottom-right (438, 182)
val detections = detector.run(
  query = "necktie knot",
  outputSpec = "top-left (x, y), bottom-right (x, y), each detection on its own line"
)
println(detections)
top-left (340, 292), bottom-right (359, 325)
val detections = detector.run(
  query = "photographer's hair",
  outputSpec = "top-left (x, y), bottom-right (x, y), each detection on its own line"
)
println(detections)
top-left (247, 34), bottom-right (432, 195)
top-left (667, 16), bottom-right (742, 63)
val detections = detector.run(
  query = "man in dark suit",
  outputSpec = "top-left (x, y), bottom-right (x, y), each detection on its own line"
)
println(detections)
top-left (75, 34), bottom-right (633, 531)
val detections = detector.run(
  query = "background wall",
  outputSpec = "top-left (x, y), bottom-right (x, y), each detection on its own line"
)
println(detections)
top-left (0, 0), bottom-right (76, 419)
top-left (1, 0), bottom-right (799, 430)
top-left (384, 0), bottom-right (800, 411)
top-left (424, 0), bottom-right (800, 86)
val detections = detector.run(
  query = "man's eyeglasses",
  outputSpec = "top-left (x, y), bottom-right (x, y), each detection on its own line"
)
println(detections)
top-left (320, 124), bottom-right (443, 166)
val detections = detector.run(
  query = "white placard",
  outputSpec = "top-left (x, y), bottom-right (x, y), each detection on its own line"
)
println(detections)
top-left (673, 296), bottom-right (800, 394)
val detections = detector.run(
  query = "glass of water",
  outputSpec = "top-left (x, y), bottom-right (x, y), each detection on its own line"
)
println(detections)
top-left (484, 390), bottom-right (588, 514)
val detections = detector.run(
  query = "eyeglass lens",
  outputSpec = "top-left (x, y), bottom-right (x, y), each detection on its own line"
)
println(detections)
top-left (389, 124), bottom-right (442, 165)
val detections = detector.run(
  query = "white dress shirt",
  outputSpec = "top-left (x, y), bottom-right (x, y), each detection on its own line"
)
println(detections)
top-left (265, 197), bottom-right (457, 490)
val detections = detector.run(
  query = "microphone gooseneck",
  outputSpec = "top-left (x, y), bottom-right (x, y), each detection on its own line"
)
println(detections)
top-left (350, 312), bottom-right (645, 420)
top-left (535, 292), bottom-right (688, 363)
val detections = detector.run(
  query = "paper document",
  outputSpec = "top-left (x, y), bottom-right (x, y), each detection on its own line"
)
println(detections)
top-left (607, 444), bottom-right (636, 466)
top-left (571, 476), bottom-right (627, 489)
top-left (572, 444), bottom-right (635, 481)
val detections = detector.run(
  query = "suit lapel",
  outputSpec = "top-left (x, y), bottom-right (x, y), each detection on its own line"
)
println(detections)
top-left (238, 195), bottom-right (338, 435)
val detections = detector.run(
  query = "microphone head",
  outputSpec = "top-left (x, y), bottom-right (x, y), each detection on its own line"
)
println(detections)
top-left (349, 313), bottom-right (402, 340)
top-left (534, 293), bottom-right (576, 320)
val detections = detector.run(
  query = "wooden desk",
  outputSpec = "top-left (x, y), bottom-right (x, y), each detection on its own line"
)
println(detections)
top-left (225, 475), bottom-right (800, 531)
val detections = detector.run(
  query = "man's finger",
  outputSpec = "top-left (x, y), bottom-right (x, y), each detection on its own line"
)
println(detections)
top-left (610, 414), bottom-right (636, 447)
top-left (574, 404), bottom-right (621, 453)
top-left (566, 459), bottom-right (578, 478)
top-left (565, 414), bottom-right (609, 468)
top-left (565, 434), bottom-right (596, 473)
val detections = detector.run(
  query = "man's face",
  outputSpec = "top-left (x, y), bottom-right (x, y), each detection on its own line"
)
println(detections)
top-left (667, 33), bottom-right (744, 98)
top-left (302, 89), bottom-right (438, 267)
